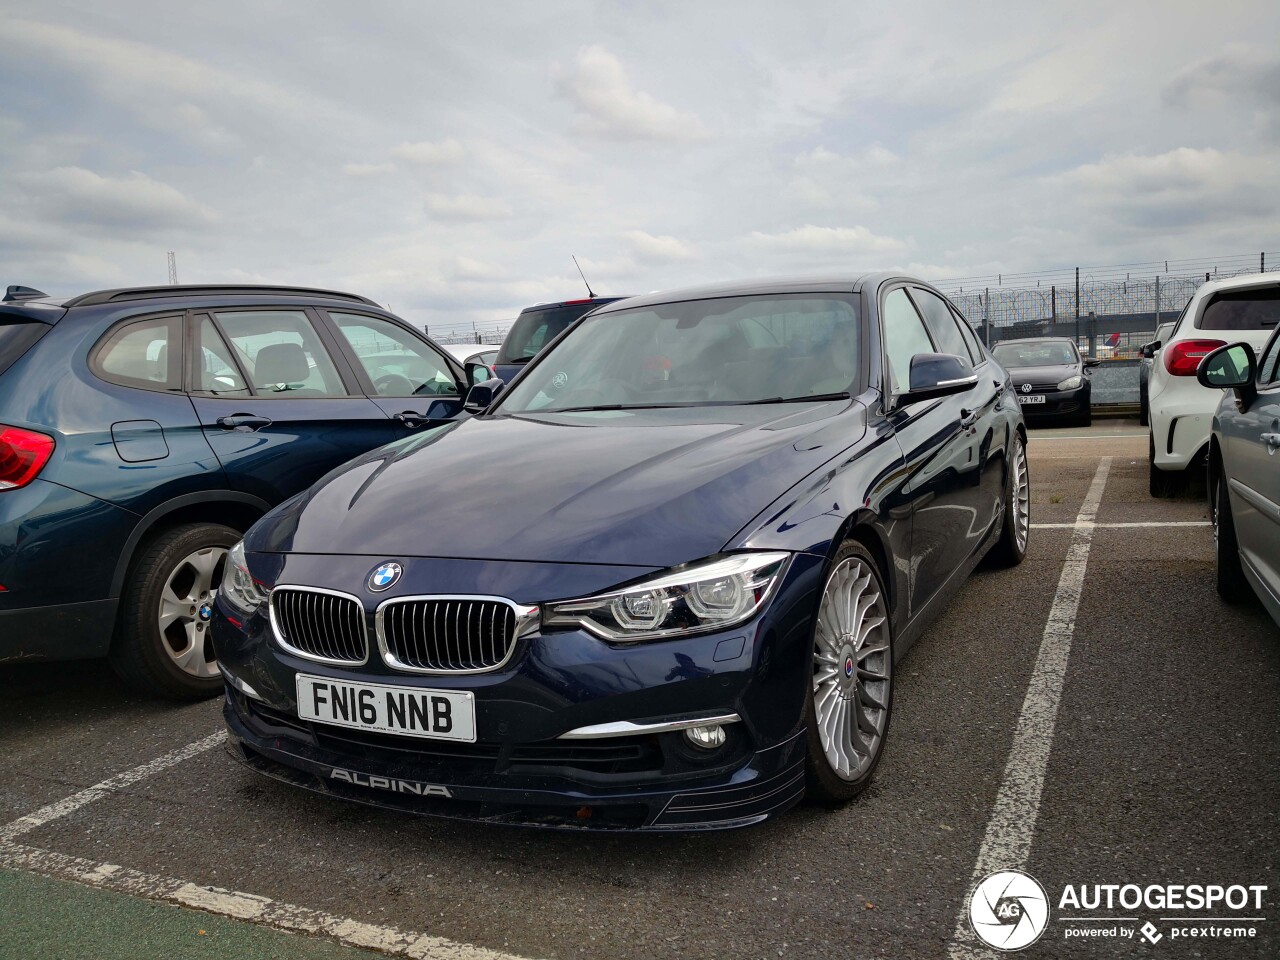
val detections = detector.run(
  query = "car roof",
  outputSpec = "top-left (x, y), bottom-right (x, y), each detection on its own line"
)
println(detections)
top-left (517, 296), bottom-right (629, 314)
top-left (589, 274), bottom-right (899, 314)
top-left (994, 337), bottom-right (1074, 346)
top-left (61, 284), bottom-right (379, 308)
top-left (1190, 271), bottom-right (1280, 298)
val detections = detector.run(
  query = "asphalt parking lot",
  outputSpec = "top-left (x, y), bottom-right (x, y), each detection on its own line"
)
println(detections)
top-left (1, 418), bottom-right (1277, 960)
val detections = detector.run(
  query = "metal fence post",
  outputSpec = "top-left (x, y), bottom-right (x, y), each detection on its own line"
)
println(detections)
top-left (1051, 284), bottom-right (1056, 322)
top-left (1154, 274), bottom-right (1161, 327)
top-left (1074, 267), bottom-right (1080, 351)
top-left (984, 287), bottom-right (990, 346)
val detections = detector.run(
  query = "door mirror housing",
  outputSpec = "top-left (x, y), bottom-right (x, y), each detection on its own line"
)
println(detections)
top-left (465, 360), bottom-right (496, 387)
top-left (1140, 340), bottom-right (1160, 359)
top-left (464, 378), bottom-right (505, 414)
top-left (1197, 342), bottom-right (1257, 410)
top-left (1083, 357), bottom-right (1103, 368)
top-left (900, 353), bottom-right (978, 404)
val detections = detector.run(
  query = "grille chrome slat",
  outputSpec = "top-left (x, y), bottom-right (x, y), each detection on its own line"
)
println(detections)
top-left (270, 587), bottom-right (368, 666)
top-left (376, 595), bottom-right (532, 674)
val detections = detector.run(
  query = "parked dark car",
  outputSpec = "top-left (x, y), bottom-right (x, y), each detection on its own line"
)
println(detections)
top-left (1201, 335), bottom-right (1280, 625)
top-left (1138, 321), bottom-right (1175, 427)
top-left (991, 336), bottom-right (1098, 426)
top-left (0, 284), bottom-right (470, 699)
top-left (492, 296), bottom-right (628, 382)
top-left (214, 274), bottom-right (1030, 831)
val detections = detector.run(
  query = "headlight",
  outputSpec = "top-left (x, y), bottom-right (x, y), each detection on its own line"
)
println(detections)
top-left (543, 552), bottom-right (792, 642)
top-left (220, 540), bottom-right (269, 616)
top-left (1058, 374), bottom-right (1083, 390)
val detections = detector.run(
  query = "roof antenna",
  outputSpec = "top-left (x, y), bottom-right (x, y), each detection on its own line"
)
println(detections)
top-left (572, 255), bottom-right (596, 299)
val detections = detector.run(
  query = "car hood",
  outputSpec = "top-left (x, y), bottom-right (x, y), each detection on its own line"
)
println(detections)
top-left (249, 401), bottom-right (866, 568)
top-left (1001, 363), bottom-right (1078, 383)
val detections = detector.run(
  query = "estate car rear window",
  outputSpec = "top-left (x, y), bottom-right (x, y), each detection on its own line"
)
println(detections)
top-left (1196, 287), bottom-right (1280, 330)
top-left (499, 295), bottom-right (861, 413)
top-left (496, 304), bottom-right (596, 365)
top-left (0, 321), bottom-right (49, 377)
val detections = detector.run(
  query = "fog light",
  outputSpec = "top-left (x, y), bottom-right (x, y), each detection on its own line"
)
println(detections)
top-left (684, 724), bottom-right (726, 749)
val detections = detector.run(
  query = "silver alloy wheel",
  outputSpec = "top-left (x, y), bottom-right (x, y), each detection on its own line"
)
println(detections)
top-left (1012, 436), bottom-right (1030, 553)
top-left (157, 545), bottom-right (228, 679)
top-left (812, 558), bottom-right (890, 781)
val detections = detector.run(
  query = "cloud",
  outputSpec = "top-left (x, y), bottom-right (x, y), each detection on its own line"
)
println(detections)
top-left (745, 224), bottom-right (908, 256)
top-left (391, 138), bottom-right (466, 165)
top-left (424, 192), bottom-right (512, 220)
top-left (19, 167), bottom-right (218, 233)
top-left (624, 230), bottom-right (698, 263)
top-left (343, 162), bottom-right (396, 177)
top-left (554, 46), bottom-right (707, 141)
top-left (1164, 47), bottom-right (1280, 108)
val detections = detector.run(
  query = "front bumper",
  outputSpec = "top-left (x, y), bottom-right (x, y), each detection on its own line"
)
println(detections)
top-left (1015, 384), bottom-right (1090, 420)
top-left (214, 552), bottom-right (825, 831)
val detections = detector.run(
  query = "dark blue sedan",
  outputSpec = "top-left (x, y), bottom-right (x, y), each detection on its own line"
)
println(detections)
top-left (214, 275), bottom-right (1030, 830)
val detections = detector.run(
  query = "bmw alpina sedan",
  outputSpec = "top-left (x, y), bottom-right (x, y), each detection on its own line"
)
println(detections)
top-left (214, 275), bottom-right (1030, 831)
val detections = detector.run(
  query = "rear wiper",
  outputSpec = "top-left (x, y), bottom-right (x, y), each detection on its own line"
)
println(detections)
top-left (741, 392), bottom-right (852, 405)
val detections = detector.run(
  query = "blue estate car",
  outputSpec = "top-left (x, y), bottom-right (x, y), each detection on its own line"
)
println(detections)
top-left (492, 296), bottom-right (627, 383)
top-left (214, 275), bottom-right (1031, 830)
top-left (0, 284), bottom-right (469, 699)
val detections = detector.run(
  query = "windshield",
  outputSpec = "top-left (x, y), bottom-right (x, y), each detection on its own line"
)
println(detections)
top-left (495, 304), bottom-right (600, 365)
top-left (498, 294), bottom-right (860, 413)
top-left (992, 341), bottom-right (1078, 367)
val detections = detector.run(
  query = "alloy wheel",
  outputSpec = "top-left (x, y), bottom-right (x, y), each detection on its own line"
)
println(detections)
top-left (157, 546), bottom-right (228, 679)
top-left (812, 558), bottom-right (891, 781)
top-left (1012, 436), bottom-right (1030, 553)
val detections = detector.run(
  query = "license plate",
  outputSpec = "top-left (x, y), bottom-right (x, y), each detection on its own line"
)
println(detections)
top-left (1018, 395), bottom-right (1045, 404)
top-left (296, 674), bottom-right (476, 743)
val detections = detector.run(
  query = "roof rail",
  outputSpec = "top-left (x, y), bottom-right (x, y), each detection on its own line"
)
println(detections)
top-left (62, 285), bottom-right (380, 308)
top-left (3, 285), bottom-right (50, 302)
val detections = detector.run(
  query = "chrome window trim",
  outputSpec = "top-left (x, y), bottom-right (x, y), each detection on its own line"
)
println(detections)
top-left (374, 594), bottom-right (540, 675)
top-left (268, 584), bottom-right (369, 667)
top-left (558, 713), bottom-right (742, 740)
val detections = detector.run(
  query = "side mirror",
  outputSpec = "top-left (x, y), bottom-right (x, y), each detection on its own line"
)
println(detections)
top-left (1140, 340), bottom-right (1160, 359)
top-left (465, 361), bottom-right (496, 387)
top-left (1084, 357), bottom-right (1102, 368)
top-left (900, 353), bottom-right (978, 404)
top-left (463, 378), bottom-right (505, 414)
top-left (1197, 342), bottom-right (1257, 410)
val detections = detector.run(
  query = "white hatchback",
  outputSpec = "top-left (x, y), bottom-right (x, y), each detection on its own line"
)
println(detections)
top-left (1148, 272), bottom-right (1280, 496)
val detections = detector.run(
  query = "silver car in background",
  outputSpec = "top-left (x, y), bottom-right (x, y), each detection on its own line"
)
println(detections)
top-left (1200, 332), bottom-right (1280, 625)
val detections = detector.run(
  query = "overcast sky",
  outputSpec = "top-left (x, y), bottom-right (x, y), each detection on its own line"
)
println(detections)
top-left (1, 1), bottom-right (1277, 334)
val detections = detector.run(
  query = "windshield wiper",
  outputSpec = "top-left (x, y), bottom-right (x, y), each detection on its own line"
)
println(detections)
top-left (542, 403), bottom-right (692, 413)
top-left (741, 391), bottom-right (851, 405)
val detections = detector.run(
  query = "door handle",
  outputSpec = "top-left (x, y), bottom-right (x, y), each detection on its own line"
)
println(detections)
top-left (960, 408), bottom-right (978, 429)
top-left (394, 411), bottom-right (427, 429)
top-left (215, 414), bottom-right (273, 432)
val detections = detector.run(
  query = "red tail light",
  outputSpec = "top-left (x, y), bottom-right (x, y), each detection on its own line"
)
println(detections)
top-left (0, 426), bottom-right (55, 490)
top-left (1165, 339), bottom-right (1227, 377)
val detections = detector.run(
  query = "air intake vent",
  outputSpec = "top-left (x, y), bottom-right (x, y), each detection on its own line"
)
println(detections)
top-left (270, 588), bottom-right (367, 665)
top-left (378, 598), bottom-right (525, 673)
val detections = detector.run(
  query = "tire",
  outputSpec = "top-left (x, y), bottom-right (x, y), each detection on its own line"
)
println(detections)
top-left (1148, 432), bottom-right (1183, 498)
top-left (109, 522), bottom-right (240, 700)
top-left (1139, 383), bottom-right (1149, 426)
top-left (804, 540), bottom-right (893, 804)
top-left (988, 431), bottom-right (1030, 567)
top-left (1077, 408), bottom-right (1092, 428)
top-left (1213, 471), bottom-right (1252, 604)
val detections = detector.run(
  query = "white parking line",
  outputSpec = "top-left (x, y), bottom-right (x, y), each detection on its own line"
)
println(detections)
top-left (1031, 521), bottom-right (1208, 529)
top-left (947, 457), bottom-right (1112, 959)
top-left (0, 732), bottom-right (533, 960)
top-left (1029, 433), bottom-right (1146, 440)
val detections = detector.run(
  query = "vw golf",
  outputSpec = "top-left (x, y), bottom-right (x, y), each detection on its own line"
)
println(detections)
top-left (214, 275), bottom-right (1030, 830)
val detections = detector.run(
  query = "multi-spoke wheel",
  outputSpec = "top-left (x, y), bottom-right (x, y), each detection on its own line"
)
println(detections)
top-left (805, 541), bottom-right (893, 801)
top-left (110, 522), bottom-right (241, 700)
top-left (989, 432), bottom-right (1030, 567)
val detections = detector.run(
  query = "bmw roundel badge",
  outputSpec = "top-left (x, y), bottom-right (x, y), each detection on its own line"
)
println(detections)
top-left (368, 561), bottom-right (403, 592)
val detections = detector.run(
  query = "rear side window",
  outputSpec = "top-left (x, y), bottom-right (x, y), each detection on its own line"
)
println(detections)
top-left (1196, 288), bottom-right (1280, 331)
top-left (93, 315), bottom-right (182, 391)
top-left (0, 321), bottom-right (49, 377)
top-left (496, 304), bottom-right (596, 365)
top-left (214, 311), bottom-right (348, 397)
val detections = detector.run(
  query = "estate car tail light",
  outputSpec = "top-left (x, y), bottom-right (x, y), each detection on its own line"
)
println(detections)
top-left (0, 425), bottom-right (55, 490)
top-left (1165, 339), bottom-right (1227, 377)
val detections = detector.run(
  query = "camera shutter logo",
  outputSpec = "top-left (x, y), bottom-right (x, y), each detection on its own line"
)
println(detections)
top-left (969, 869), bottom-right (1050, 951)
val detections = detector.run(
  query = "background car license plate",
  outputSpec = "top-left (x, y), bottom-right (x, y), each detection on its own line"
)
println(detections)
top-left (1018, 395), bottom-right (1046, 404)
top-left (296, 674), bottom-right (476, 742)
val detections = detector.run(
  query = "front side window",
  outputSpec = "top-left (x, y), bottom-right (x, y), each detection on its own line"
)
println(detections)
top-left (1257, 328), bottom-right (1280, 386)
top-left (94, 315), bottom-right (181, 391)
top-left (881, 289), bottom-right (935, 395)
top-left (193, 317), bottom-right (250, 397)
top-left (499, 295), bottom-right (861, 412)
top-left (214, 311), bottom-right (347, 397)
top-left (912, 288), bottom-right (974, 364)
top-left (329, 314), bottom-right (459, 397)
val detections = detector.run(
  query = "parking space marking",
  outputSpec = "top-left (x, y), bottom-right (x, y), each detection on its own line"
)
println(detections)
top-left (1031, 520), bottom-right (1208, 529)
top-left (948, 457), bottom-right (1112, 958)
top-left (0, 840), bottom-right (530, 960)
top-left (1029, 433), bottom-right (1146, 441)
top-left (0, 731), bottom-right (225, 842)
